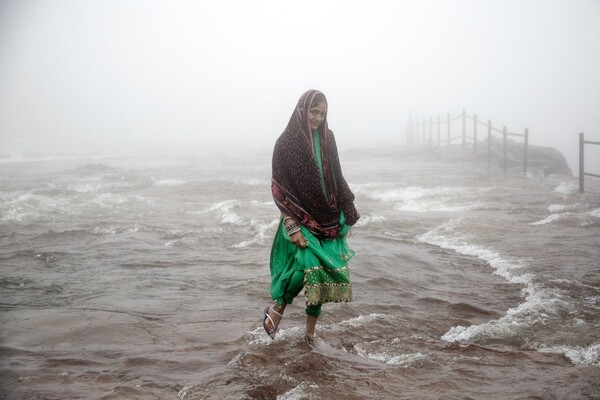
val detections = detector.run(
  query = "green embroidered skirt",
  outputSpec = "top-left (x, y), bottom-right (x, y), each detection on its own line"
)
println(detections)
top-left (270, 213), bottom-right (354, 306)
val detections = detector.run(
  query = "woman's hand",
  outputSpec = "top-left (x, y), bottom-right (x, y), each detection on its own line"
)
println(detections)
top-left (283, 214), bottom-right (309, 248)
top-left (289, 230), bottom-right (309, 248)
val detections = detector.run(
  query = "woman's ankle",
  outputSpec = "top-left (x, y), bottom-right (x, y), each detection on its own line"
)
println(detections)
top-left (272, 304), bottom-right (285, 317)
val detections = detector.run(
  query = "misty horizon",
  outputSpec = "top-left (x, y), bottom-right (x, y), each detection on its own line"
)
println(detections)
top-left (1, 0), bottom-right (599, 173)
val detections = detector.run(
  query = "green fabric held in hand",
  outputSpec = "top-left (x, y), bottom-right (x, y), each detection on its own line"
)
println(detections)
top-left (270, 212), bottom-right (354, 308)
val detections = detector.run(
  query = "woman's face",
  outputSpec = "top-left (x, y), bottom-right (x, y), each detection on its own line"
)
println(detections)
top-left (307, 101), bottom-right (327, 131)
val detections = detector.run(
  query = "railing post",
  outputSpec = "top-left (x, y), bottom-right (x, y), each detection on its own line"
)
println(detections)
top-left (473, 114), bottom-right (478, 153)
top-left (415, 118), bottom-right (419, 145)
top-left (503, 126), bottom-right (507, 172)
top-left (462, 109), bottom-right (466, 148)
top-left (429, 116), bottom-right (433, 146)
top-left (487, 120), bottom-right (492, 163)
top-left (437, 115), bottom-right (441, 148)
top-left (447, 113), bottom-right (450, 145)
top-left (523, 128), bottom-right (529, 175)
top-left (580, 132), bottom-right (585, 192)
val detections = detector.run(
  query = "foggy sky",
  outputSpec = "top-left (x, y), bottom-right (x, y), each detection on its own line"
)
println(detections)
top-left (1, 0), bottom-right (599, 172)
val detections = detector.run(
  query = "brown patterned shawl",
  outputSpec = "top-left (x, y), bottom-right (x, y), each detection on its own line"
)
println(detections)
top-left (271, 90), bottom-right (359, 239)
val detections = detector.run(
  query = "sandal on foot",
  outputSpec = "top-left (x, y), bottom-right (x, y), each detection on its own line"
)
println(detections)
top-left (262, 306), bottom-right (282, 339)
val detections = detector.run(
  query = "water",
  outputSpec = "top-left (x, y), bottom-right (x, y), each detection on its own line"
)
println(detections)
top-left (1, 146), bottom-right (599, 399)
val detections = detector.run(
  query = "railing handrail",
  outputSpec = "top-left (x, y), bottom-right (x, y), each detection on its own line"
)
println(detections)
top-left (490, 126), bottom-right (504, 134)
top-left (412, 111), bottom-right (526, 141)
top-left (406, 109), bottom-right (529, 174)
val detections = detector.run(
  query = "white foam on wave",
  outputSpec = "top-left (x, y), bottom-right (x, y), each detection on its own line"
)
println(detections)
top-left (277, 382), bottom-right (319, 400)
top-left (246, 325), bottom-right (304, 346)
top-left (177, 385), bottom-right (193, 400)
top-left (353, 214), bottom-right (385, 227)
top-left (92, 192), bottom-right (129, 206)
top-left (196, 199), bottom-right (276, 229)
top-left (1, 192), bottom-right (66, 222)
top-left (233, 218), bottom-right (279, 248)
top-left (440, 286), bottom-right (570, 343)
top-left (530, 213), bottom-right (567, 225)
top-left (152, 177), bottom-right (187, 187)
top-left (68, 181), bottom-right (131, 193)
top-left (203, 200), bottom-right (244, 225)
top-left (530, 202), bottom-right (587, 226)
top-left (531, 209), bottom-right (600, 226)
top-left (548, 203), bottom-right (581, 213)
top-left (232, 177), bottom-right (270, 186)
top-left (548, 204), bottom-right (567, 213)
top-left (397, 200), bottom-right (488, 213)
top-left (91, 225), bottom-right (145, 235)
top-left (539, 343), bottom-right (600, 367)
top-left (354, 184), bottom-right (468, 202)
top-left (249, 200), bottom-right (275, 207)
top-left (320, 313), bottom-right (428, 367)
top-left (353, 343), bottom-right (426, 367)
top-left (418, 219), bottom-right (583, 360)
top-left (1, 188), bottom-right (149, 222)
top-left (248, 313), bottom-right (424, 369)
top-left (321, 313), bottom-right (387, 331)
top-left (352, 183), bottom-right (490, 213)
top-left (554, 182), bottom-right (578, 195)
top-left (417, 220), bottom-right (530, 285)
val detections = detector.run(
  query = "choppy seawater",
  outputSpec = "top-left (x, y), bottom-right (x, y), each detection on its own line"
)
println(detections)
top-left (1, 147), bottom-right (599, 399)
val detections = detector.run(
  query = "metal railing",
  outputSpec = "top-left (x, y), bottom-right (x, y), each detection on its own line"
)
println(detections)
top-left (579, 132), bottom-right (600, 192)
top-left (406, 109), bottom-right (529, 174)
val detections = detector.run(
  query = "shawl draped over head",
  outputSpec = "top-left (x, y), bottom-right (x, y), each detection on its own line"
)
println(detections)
top-left (272, 89), bottom-right (360, 239)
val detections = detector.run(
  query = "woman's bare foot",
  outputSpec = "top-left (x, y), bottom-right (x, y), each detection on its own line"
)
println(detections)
top-left (304, 334), bottom-right (314, 347)
top-left (304, 314), bottom-right (318, 346)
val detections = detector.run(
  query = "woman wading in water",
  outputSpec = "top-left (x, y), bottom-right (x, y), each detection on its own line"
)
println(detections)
top-left (263, 89), bottom-right (360, 345)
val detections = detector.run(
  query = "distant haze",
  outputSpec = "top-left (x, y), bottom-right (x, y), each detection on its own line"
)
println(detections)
top-left (1, 0), bottom-right (599, 172)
